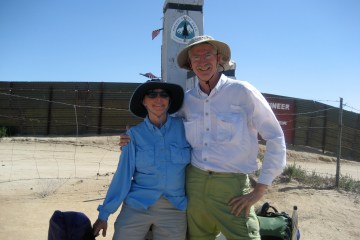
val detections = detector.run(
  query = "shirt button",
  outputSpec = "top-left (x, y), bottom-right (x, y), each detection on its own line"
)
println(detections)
top-left (206, 128), bottom-right (209, 131)
top-left (206, 100), bottom-right (209, 103)
top-left (204, 158), bottom-right (207, 161)
top-left (205, 112), bottom-right (209, 116)
top-left (204, 143), bottom-right (208, 146)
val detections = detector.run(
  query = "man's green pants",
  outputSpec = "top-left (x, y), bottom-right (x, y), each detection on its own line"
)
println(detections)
top-left (186, 165), bottom-right (261, 240)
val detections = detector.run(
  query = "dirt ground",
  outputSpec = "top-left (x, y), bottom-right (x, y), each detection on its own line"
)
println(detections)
top-left (0, 136), bottom-right (359, 240)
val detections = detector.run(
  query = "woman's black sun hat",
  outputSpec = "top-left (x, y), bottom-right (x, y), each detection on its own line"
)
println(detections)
top-left (129, 79), bottom-right (184, 118)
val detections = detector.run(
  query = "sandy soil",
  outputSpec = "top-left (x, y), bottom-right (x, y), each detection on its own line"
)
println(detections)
top-left (0, 136), bottom-right (359, 240)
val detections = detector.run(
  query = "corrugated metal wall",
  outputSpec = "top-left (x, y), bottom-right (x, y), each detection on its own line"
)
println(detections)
top-left (0, 81), bottom-right (359, 160)
top-left (293, 99), bottom-right (338, 153)
top-left (0, 82), bottom-right (142, 136)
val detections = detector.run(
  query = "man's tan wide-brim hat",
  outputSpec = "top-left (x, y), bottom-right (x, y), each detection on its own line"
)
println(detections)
top-left (177, 35), bottom-right (232, 71)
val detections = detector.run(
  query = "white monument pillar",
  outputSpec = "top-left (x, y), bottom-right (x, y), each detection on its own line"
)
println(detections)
top-left (161, 0), bottom-right (204, 90)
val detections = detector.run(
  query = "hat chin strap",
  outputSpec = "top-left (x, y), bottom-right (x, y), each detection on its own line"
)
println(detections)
top-left (204, 58), bottom-right (220, 95)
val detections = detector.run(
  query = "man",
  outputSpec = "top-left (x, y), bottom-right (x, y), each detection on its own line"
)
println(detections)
top-left (122, 35), bottom-right (286, 240)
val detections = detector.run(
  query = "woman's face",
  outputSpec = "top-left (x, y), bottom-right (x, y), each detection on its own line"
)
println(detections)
top-left (143, 88), bottom-right (170, 117)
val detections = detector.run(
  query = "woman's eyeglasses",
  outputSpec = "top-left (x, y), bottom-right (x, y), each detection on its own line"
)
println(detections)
top-left (145, 90), bottom-right (169, 99)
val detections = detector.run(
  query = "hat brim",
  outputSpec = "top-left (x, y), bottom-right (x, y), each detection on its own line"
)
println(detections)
top-left (129, 81), bottom-right (184, 118)
top-left (177, 38), bottom-right (231, 71)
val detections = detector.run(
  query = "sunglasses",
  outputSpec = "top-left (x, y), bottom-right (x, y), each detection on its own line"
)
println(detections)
top-left (145, 90), bottom-right (170, 99)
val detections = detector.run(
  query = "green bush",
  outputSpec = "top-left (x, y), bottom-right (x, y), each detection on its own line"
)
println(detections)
top-left (0, 127), bottom-right (8, 138)
top-left (281, 164), bottom-right (360, 195)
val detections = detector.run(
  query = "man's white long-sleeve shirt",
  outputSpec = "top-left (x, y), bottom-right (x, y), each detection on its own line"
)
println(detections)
top-left (177, 75), bottom-right (286, 185)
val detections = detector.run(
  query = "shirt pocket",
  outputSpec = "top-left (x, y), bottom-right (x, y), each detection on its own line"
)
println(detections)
top-left (135, 144), bottom-right (155, 168)
top-left (216, 112), bottom-right (238, 142)
top-left (228, 105), bottom-right (249, 144)
top-left (170, 144), bottom-right (191, 164)
top-left (183, 118), bottom-right (201, 147)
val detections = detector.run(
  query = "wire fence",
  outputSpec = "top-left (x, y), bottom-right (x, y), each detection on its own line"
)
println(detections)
top-left (1, 82), bottom-right (360, 184)
top-left (1, 136), bottom-right (359, 185)
top-left (0, 136), bottom-right (120, 183)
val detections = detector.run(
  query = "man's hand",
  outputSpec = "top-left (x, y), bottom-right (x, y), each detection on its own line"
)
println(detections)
top-left (93, 218), bottom-right (108, 237)
top-left (228, 183), bottom-right (268, 217)
top-left (119, 134), bottom-right (130, 150)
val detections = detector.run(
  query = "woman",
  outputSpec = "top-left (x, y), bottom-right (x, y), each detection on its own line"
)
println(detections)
top-left (93, 79), bottom-right (190, 240)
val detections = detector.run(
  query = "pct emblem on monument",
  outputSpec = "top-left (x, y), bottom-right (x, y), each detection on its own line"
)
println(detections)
top-left (171, 15), bottom-right (199, 44)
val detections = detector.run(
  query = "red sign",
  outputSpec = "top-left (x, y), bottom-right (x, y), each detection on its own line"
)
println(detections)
top-left (265, 96), bottom-right (295, 144)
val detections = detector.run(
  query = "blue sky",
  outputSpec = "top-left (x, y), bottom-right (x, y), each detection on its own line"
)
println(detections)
top-left (0, 0), bottom-right (359, 113)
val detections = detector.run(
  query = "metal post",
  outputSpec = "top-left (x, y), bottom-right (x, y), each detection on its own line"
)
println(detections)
top-left (97, 82), bottom-right (104, 135)
top-left (335, 97), bottom-right (343, 187)
top-left (46, 86), bottom-right (53, 135)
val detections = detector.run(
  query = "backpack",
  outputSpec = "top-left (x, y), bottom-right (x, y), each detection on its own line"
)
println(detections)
top-left (256, 202), bottom-right (292, 240)
top-left (48, 210), bottom-right (95, 240)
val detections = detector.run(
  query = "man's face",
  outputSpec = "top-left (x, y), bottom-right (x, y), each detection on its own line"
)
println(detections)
top-left (188, 44), bottom-right (220, 82)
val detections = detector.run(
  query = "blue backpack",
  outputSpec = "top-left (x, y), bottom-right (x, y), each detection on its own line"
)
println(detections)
top-left (48, 210), bottom-right (95, 240)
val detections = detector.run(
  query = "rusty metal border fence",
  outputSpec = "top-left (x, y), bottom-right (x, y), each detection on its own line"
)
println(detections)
top-left (0, 81), bottom-right (142, 136)
top-left (1, 81), bottom-right (359, 161)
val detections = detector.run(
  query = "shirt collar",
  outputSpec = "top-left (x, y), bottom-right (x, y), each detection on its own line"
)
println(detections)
top-left (196, 74), bottom-right (227, 97)
top-left (144, 114), bottom-right (171, 133)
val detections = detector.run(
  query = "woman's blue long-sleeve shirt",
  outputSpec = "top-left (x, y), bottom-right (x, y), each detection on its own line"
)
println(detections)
top-left (97, 116), bottom-right (191, 221)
